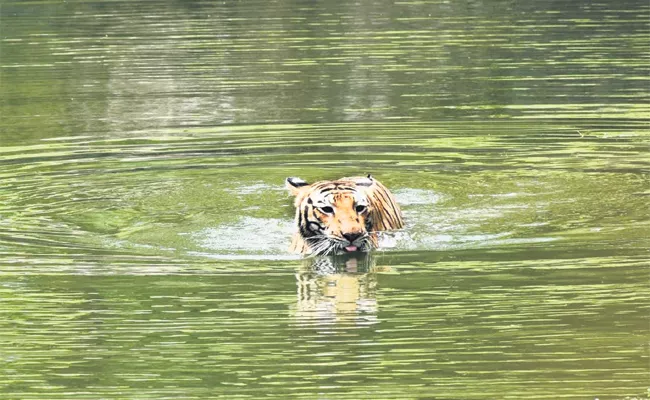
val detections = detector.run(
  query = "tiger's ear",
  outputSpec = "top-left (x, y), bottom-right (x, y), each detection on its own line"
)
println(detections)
top-left (285, 177), bottom-right (310, 196)
top-left (353, 175), bottom-right (374, 187)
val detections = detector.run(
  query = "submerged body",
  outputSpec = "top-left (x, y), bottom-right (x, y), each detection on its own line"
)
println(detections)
top-left (286, 175), bottom-right (404, 255)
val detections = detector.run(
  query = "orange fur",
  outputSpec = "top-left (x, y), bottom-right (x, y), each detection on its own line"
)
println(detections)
top-left (286, 176), bottom-right (404, 255)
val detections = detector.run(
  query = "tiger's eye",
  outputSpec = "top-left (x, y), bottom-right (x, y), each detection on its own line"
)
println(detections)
top-left (320, 206), bottom-right (334, 214)
top-left (355, 205), bottom-right (367, 213)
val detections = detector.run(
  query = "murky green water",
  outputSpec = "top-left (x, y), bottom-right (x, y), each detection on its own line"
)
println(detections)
top-left (1, 1), bottom-right (649, 399)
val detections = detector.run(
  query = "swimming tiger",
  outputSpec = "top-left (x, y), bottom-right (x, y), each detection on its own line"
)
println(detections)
top-left (286, 175), bottom-right (404, 255)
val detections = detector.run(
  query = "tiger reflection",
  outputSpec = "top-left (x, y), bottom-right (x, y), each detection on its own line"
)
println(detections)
top-left (292, 253), bottom-right (389, 325)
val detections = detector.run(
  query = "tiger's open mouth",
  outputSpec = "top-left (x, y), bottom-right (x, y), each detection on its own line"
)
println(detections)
top-left (304, 236), bottom-right (369, 256)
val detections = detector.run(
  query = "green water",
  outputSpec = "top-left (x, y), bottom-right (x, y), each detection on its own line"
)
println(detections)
top-left (1, 1), bottom-right (648, 399)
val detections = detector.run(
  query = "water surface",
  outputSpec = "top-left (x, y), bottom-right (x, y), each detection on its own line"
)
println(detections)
top-left (1, 1), bottom-right (648, 399)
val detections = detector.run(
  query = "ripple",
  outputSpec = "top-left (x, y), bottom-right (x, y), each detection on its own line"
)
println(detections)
top-left (1, 1), bottom-right (648, 397)
top-left (0, 122), bottom-right (647, 266)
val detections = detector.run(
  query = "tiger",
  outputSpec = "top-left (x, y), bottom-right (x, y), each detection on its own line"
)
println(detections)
top-left (285, 175), bottom-right (404, 255)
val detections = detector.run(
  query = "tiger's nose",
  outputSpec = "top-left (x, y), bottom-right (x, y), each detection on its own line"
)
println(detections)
top-left (342, 232), bottom-right (362, 243)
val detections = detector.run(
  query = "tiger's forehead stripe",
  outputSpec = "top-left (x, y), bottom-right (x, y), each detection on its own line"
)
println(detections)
top-left (319, 190), bottom-right (363, 205)
top-left (312, 183), bottom-right (357, 192)
top-left (309, 183), bottom-right (361, 201)
top-left (331, 192), bottom-right (353, 202)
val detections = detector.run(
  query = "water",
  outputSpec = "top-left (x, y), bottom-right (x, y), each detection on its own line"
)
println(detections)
top-left (1, 1), bottom-right (649, 399)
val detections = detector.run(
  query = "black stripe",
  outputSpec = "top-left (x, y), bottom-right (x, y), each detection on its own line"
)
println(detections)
top-left (303, 205), bottom-right (310, 232)
top-left (376, 189), bottom-right (401, 223)
top-left (300, 226), bottom-right (312, 238)
top-left (373, 189), bottom-right (400, 228)
top-left (297, 207), bottom-right (304, 228)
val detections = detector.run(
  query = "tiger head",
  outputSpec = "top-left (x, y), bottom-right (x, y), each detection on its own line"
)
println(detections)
top-left (286, 176), bottom-right (404, 255)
